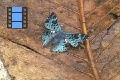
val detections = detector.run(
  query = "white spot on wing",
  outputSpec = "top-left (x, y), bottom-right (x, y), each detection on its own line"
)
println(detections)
top-left (51, 31), bottom-right (55, 33)
top-left (65, 39), bottom-right (68, 43)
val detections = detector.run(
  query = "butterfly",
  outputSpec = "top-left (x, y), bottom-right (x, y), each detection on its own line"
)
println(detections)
top-left (42, 12), bottom-right (89, 53)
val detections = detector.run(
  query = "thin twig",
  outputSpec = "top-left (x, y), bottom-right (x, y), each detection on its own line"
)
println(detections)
top-left (95, 31), bottom-right (120, 61)
top-left (78, 0), bottom-right (100, 80)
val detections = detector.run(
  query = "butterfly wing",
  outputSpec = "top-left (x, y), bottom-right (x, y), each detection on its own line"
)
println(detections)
top-left (52, 39), bottom-right (69, 53)
top-left (45, 12), bottom-right (61, 31)
top-left (42, 31), bottom-right (56, 46)
top-left (66, 34), bottom-right (89, 47)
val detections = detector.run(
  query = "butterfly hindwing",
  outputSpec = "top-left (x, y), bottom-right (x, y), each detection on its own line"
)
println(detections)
top-left (66, 34), bottom-right (88, 47)
top-left (45, 12), bottom-right (61, 31)
top-left (52, 39), bottom-right (69, 52)
top-left (42, 31), bottom-right (56, 46)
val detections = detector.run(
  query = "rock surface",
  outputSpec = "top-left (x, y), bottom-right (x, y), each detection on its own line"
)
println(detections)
top-left (0, 59), bottom-right (12, 80)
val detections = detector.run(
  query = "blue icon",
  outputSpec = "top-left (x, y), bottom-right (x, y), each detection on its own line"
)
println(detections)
top-left (12, 13), bottom-right (22, 21)
top-left (12, 7), bottom-right (22, 12)
top-left (7, 7), bottom-right (28, 29)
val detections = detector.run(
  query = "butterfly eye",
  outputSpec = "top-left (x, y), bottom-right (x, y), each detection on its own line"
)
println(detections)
top-left (51, 31), bottom-right (55, 33)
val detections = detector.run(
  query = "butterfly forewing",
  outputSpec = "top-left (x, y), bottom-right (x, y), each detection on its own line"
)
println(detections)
top-left (45, 12), bottom-right (61, 31)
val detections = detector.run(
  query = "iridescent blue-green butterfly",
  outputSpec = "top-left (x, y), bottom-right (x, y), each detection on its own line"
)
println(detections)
top-left (42, 12), bottom-right (88, 53)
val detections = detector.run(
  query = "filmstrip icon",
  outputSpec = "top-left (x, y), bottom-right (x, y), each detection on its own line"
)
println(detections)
top-left (7, 7), bottom-right (28, 29)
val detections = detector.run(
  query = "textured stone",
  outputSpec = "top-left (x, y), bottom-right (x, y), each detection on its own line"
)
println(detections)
top-left (0, 59), bottom-right (12, 80)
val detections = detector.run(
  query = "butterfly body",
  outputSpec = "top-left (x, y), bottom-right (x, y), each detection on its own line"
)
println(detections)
top-left (53, 30), bottom-right (66, 40)
top-left (42, 12), bottom-right (88, 52)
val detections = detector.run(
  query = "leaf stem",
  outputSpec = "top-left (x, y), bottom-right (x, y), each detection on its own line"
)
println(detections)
top-left (78, 0), bottom-right (100, 80)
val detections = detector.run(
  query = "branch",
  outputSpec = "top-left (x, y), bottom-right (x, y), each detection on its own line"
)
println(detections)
top-left (78, 0), bottom-right (100, 80)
